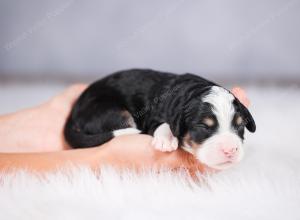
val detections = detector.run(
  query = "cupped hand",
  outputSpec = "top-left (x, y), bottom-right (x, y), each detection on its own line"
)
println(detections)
top-left (48, 85), bottom-right (250, 173)
top-left (0, 84), bottom-right (88, 152)
top-left (0, 84), bottom-right (250, 174)
top-left (45, 84), bottom-right (88, 150)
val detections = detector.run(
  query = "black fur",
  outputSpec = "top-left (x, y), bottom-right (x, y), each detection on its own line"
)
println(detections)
top-left (64, 69), bottom-right (256, 148)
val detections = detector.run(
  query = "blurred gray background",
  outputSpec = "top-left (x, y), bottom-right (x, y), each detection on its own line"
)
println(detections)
top-left (0, 0), bottom-right (300, 113)
top-left (0, 0), bottom-right (299, 84)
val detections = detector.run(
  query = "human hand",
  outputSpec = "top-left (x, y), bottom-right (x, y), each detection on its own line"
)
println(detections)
top-left (0, 84), bottom-right (250, 174)
top-left (0, 84), bottom-right (87, 152)
top-left (43, 84), bottom-right (88, 150)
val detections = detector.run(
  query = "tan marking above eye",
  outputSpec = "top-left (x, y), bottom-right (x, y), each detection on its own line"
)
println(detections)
top-left (236, 116), bottom-right (243, 125)
top-left (203, 117), bottom-right (215, 127)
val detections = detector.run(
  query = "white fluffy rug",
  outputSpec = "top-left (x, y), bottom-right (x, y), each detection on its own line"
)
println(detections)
top-left (1, 86), bottom-right (300, 220)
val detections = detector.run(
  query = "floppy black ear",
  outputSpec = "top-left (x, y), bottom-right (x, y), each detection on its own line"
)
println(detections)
top-left (242, 105), bottom-right (256, 132)
top-left (234, 99), bottom-right (256, 133)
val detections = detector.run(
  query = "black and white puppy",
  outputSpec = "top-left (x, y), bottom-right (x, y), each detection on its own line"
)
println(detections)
top-left (65, 69), bottom-right (256, 170)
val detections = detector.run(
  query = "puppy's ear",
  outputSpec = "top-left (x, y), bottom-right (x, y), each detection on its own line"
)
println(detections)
top-left (234, 99), bottom-right (256, 133)
top-left (242, 106), bottom-right (256, 132)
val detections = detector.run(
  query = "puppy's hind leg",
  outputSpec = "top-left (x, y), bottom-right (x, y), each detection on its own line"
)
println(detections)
top-left (112, 111), bottom-right (141, 137)
top-left (65, 100), bottom-right (140, 148)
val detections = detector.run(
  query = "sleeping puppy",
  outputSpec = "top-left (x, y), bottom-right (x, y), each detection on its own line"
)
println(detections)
top-left (64, 69), bottom-right (256, 170)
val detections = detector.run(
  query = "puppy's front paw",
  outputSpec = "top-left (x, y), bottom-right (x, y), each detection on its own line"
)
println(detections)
top-left (152, 123), bottom-right (178, 152)
top-left (152, 135), bottom-right (178, 152)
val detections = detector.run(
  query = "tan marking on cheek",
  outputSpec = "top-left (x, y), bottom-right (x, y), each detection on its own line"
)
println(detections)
top-left (236, 116), bottom-right (243, 125)
top-left (203, 117), bottom-right (215, 127)
top-left (183, 133), bottom-right (201, 149)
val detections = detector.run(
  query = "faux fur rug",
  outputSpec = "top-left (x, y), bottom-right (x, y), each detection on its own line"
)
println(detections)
top-left (0, 86), bottom-right (300, 219)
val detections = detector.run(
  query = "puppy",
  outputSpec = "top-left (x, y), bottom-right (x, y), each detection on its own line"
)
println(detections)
top-left (64, 69), bottom-right (256, 170)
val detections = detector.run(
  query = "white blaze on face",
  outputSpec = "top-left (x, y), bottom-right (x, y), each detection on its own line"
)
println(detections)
top-left (203, 86), bottom-right (235, 133)
top-left (196, 86), bottom-right (244, 170)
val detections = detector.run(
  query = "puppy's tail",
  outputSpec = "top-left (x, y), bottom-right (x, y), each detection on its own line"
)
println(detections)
top-left (64, 119), bottom-right (113, 148)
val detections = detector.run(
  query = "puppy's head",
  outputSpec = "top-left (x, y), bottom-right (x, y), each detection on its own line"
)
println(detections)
top-left (182, 86), bottom-right (256, 170)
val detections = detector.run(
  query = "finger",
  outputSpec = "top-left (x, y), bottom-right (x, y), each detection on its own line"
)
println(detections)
top-left (231, 86), bottom-right (250, 108)
top-left (63, 84), bottom-right (88, 103)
